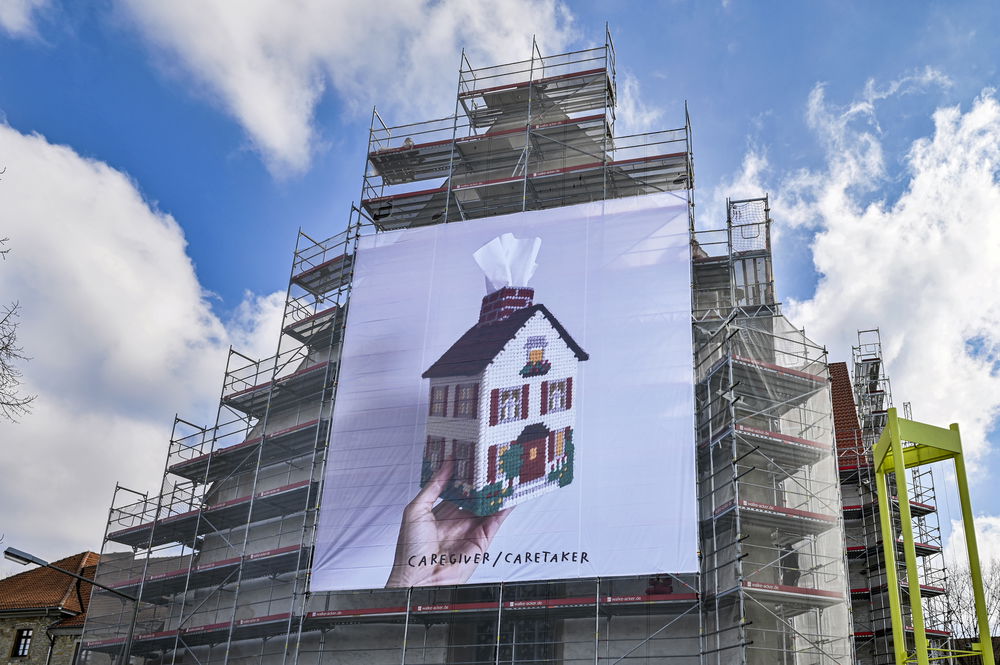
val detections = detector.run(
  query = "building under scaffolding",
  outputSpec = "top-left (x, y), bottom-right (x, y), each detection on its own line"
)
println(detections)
top-left (692, 200), bottom-right (852, 664)
top-left (831, 331), bottom-right (951, 665)
top-left (77, 31), bottom-right (942, 665)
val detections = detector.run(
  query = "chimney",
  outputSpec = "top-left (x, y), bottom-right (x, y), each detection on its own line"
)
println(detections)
top-left (478, 287), bottom-right (534, 325)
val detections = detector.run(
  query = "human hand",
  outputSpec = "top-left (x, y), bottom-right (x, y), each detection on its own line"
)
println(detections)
top-left (386, 459), bottom-right (512, 587)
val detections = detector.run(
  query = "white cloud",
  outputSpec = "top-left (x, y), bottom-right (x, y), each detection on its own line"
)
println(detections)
top-left (0, 124), bottom-right (281, 560)
top-left (714, 71), bottom-right (1000, 462)
top-left (702, 146), bottom-right (770, 232)
top-left (0, 0), bottom-right (47, 38)
top-left (227, 290), bottom-right (287, 361)
top-left (115, 0), bottom-right (576, 176)
top-left (945, 516), bottom-right (1000, 567)
top-left (616, 72), bottom-right (664, 136)
top-left (785, 88), bottom-right (1000, 461)
top-left (775, 69), bottom-right (953, 230)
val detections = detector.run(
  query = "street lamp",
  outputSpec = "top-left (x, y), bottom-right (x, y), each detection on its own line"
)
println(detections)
top-left (4, 547), bottom-right (140, 665)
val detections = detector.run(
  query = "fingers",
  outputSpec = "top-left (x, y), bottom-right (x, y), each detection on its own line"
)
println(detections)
top-left (410, 458), bottom-right (453, 511)
top-left (431, 502), bottom-right (513, 544)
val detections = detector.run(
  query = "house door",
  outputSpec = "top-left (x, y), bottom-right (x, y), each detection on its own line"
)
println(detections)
top-left (520, 438), bottom-right (546, 482)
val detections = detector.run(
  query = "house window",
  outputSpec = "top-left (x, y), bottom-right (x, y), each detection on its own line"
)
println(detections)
top-left (525, 336), bottom-right (547, 361)
top-left (429, 385), bottom-right (449, 417)
top-left (453, 383), bottom-right (478, 419)
top-left (495, 386), bottom-right (526, 423)
top-left (521, 337), bottom-right (551, 377)
top-left (11, 629), bottom-right (32, 658)
top-left (421, 436), bottom-right (446, 483)
top-left (555, 430), bottom-right (566, 457)
top-left (494, 443), bottom-right (510, 480)
top-left (453, 440), bottom-right (475, 485)
top-left (542, 378), bottom-right (572, 414)
top-left (475, 619), bottom-right (558, 664)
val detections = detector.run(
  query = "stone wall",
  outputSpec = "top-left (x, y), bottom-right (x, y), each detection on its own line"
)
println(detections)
top-left (0, 617), bottom-right (80, 665)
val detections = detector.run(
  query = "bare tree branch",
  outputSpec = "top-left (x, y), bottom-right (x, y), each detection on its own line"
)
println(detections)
top-left (0, 233), bottom-right (35, 421)
top-left (0, 300), bottom-right (35, 422)
top-left (944, 561), bottom-right (1000, 637)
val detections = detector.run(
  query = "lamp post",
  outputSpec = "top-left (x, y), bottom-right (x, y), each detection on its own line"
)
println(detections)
top-left (4, 547), bottom-right (140, 665)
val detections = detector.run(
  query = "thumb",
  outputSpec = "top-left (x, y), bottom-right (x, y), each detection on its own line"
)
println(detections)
top-left (411, 458), bottom-right (453, 511)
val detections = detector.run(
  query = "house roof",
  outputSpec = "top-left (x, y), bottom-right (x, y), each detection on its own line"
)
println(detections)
top-left (49, 562), bottom-right (98, 629)
top-left (829, 362), bottom-right (863, 452)
top-left (422, 304), bottom-right (588, 379)
top-left (0, 551), bottom-right (100, 618)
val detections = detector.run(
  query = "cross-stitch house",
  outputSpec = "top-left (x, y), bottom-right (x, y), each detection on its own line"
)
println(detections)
top-left (420, 236), bottom-right (589, 515)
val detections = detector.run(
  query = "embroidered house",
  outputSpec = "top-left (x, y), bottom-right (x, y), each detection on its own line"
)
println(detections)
top-left (420, 282), bottom-right (589, 516)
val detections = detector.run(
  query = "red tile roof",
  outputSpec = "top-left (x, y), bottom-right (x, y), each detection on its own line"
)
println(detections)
top-left (50, 563), bottom-right (98, 628)
top-left (0, 551), bottom-right (100, 616)
top-left (829, 362), bottom-right (865, 459)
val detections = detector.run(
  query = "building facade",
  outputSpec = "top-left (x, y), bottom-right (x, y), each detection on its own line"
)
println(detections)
top-left (692, 200), bottom-right (852, 664)
top-left (831, 331), bottom-right (951, 665)
top-left (0, 552), bottom-right (100, 665)
top-left (76, 31), bottom-right (941, 665)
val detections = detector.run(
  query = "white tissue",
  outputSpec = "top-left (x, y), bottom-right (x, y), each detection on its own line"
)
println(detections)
top-left (472, 233), bottom-right (542, 293)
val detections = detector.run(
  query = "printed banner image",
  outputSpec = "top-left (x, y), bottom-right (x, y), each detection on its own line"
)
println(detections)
top-left (311, 192), bottom-right (696, 592)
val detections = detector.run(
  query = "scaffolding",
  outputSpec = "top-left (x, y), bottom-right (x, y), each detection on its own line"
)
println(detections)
top-left (76, 26), bottom-right (882, 665)
top-left (832, 330), bottom-right (951, 665)
top-left (360, 29), bottom-right (692, 231)
top-left (79, 32), bottom-right (705, 665)
top-left (693, 198), bottom-right (853, 665)
top-left (79, 223), bottom-right (352, 665)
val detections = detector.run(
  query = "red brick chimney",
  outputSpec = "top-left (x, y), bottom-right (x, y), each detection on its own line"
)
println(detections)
top-left (478, 287), bottom-right (534, 325)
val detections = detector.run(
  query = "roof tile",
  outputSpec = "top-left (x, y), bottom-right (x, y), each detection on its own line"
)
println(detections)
top-left (829, 362), bottom-right (864, 453)
top-left (0, 551), bottom-right (100, 614)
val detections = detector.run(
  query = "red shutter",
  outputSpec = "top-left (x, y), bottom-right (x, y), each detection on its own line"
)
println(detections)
top-left (452, 385), bottom-right (459, 418)
top-left (566, 377), bottom-right (573, 409)
top-left (472, 384), bottom-right (480, 419)
top-left (521, 384), bottom-right (529, 419)
top-left (548, 432), bottom-right (555, 460)
top-left (490, 389), bottom-right (499, 426)
top-left (442, 385), bottom-right (449, 418)
top-left (488, 445), bottom-right (497, 483)
top-left (540, 381), bottom-right (548, 416)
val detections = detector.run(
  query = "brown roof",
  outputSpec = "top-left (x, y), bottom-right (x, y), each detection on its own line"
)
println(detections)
top-left (0, 551), bottom-right (100, 616)
top-left (50, 563), bottom-right (98, 628)
top-left (829, 362), bottom-right (864, 455)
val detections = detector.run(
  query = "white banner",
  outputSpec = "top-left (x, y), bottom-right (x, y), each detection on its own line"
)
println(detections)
top-left (311, 192), bottom-right (696, 591)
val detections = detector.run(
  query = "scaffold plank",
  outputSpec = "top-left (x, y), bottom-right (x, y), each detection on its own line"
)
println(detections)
top-left (106, 480), bottom-right (316, 548)
top-left (168, 419), bottom-right (326, 483)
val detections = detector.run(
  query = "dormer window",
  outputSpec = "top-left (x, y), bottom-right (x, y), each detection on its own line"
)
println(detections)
top-left (521, 336), bottom-right (551, 377)
top-left (525, 336), bottom-right (546, 361)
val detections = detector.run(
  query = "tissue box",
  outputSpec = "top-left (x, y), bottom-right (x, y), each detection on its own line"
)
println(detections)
top-left (418, 236), bottom-right (589, 515)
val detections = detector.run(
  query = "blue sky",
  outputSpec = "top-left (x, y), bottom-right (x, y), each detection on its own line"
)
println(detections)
top-left (2, 0), bottom-right (1000, 564)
